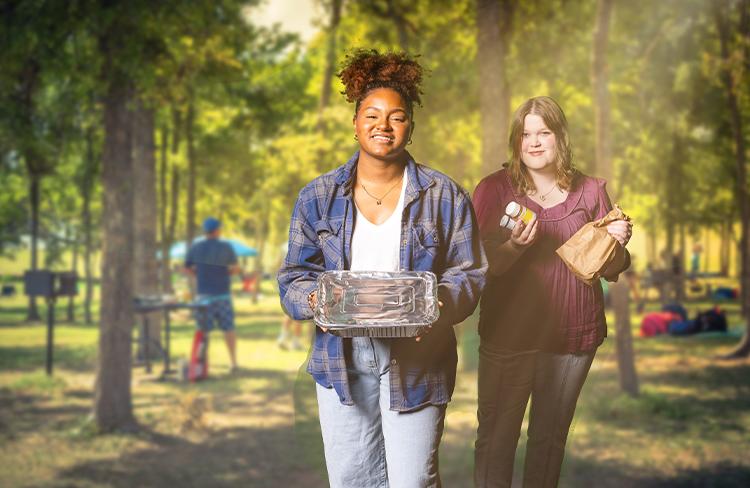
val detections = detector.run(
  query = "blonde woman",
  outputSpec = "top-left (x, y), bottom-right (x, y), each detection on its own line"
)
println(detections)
top-left (472, 96), bottom-right (632, 488)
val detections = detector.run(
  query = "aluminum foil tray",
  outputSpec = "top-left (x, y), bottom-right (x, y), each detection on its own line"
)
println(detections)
top-left (314, 270), bottom-right (439, 337)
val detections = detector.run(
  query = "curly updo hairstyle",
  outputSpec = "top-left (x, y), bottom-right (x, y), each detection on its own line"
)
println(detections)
top-left (338, 49), bottom-right (424, 118)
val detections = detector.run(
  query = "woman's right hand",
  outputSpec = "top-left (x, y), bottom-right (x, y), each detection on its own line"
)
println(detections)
top-left (308, 290), bottom-right (328, 332)
top-left (509, 215), bottom-right (538, 251)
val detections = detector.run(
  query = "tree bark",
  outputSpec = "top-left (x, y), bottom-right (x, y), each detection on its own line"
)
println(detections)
top-left (20, 61), bottom-right (43, 322)
top-left (364, 0), bottom-right (410, 51)
top-left (169, 167), bottom-right (180, 269)
top-left (185, 98), bottom-right (197, 248)
top-left (82, 127), bottom-right (96, 325)
top-left (386, 0), bottom-right (409, 51)
top-left (720, 221), bottom-right (730, 276)
top-left (159, 123), bottom-right (172, 293)
top-left (715, 0), bottom-right (750, 357)
top-left (317, 0), bottom-right (342, 131)
top-left (591, 0), bottom-right (639, 394)
top-left (27, 175), bottom-right (42, 321)
top-left (67, 226), bottom-right (77, 323)
top-left (476, 0), bottom-right (513, 176)
top-left (93, 76), bottom-right (137, 431)
top-left (132, 98), bottom-right (162, 356)
top-left (591, 0), bottom-right (614, 183)
top-left (610, 279), bottom-right (639, 396)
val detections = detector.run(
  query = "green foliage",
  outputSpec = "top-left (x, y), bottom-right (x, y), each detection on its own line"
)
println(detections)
top-left (0, 0), bottom-right (747, 272)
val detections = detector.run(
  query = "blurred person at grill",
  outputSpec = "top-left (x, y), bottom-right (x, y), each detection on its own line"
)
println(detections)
top-left (277, 49), bottom-right (486, 488)
top-left (185, 217), bottom-right (242, 372)
top-left (472, 96), bottom-right (632, 488)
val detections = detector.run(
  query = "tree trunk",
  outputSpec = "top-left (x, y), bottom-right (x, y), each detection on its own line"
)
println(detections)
top-left (646, 228), bottom-right (656, 267)
top-left (591, 0), bottom-right (638, 394)
top-left (676, 224), bottom-right (686, 302)
top-left (67, 227), bottom-right (77, 323)
top-left (317, 0), bottom-right (342, 131)
top-left (168, 166), bottom-right (180, 276)
top-left (591, 0), bottom-right (614, 184)
top-left (19, 60), bottom-right (43, 322)
top-left (386, 0), bottom-right (409, 51)
top-left (132, 98), bottom-right (162, 357)
top-left (715, 0), bottom-right (750, 357)
top-left (82, 127), bottom-right (96, 325)
top-left (252, 204), bottom-right (270, 304)
top-left (93, 77), bottom-right (137, 431)
top-left (720, 221), bottom-right (730, 276)
top-left (159, 123), bottom-right (172, 293)
top-left (27, 175), bottom-right (42, 321)
top-left (185, 98), bottom-right (197, 248)
top-left (704, 226), bottom-right (711, 273)
top-left (610, 279), bottom-right (639, 396)
top-left (476, 0), bottom-right (513, 177)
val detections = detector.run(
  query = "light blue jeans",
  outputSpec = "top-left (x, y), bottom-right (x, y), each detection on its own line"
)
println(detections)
top-left (316, 337), bottom-right (446, 488)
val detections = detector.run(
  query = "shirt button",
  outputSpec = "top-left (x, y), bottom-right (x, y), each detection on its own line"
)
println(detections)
top-left (402, 239), bottom-right (407, 246)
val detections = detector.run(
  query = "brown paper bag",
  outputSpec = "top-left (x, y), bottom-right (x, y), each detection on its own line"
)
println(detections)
top-left (555, 204), bottom-right (631, 286)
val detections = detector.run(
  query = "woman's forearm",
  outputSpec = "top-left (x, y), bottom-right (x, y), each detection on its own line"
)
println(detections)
top-left (485, 239), bottom-right (526, 276)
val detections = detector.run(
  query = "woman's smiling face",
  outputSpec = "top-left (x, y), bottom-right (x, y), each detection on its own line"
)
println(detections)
top-left (521, 113), bottom-right (557, 171)
top-left (354, 87), bottom-right (412, 161)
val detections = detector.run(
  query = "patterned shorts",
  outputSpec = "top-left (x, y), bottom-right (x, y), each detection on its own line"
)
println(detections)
top-left (193, 297), bottom-right (235, 332)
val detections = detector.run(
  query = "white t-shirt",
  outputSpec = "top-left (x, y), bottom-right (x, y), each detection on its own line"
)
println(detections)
top-left (350, 172), bottom-right (408, 272)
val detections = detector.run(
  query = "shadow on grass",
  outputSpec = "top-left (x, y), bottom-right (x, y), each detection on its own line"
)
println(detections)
top-left (36, 423), bottom-right (328, 488)
top-left (562, 453), bottom-right (750, 488)
top-left (642, 362), bottom-right (750, 392)
top-left (0, 345), bottom-right (96, 372)
top-left (0, 387), bottom-right (91, 442)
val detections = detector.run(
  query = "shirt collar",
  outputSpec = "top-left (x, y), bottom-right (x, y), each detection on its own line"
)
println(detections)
top-left (334, 150), bottom-right (434, 198)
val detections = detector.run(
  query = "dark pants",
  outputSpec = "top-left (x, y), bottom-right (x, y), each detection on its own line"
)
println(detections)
top-left (474, 345), bottom-right (595, 488)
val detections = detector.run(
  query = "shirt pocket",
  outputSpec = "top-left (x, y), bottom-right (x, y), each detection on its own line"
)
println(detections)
top-left (412, 222), bottom-right (442, 271)
top-left (314, 218), bottom-right (344, 270)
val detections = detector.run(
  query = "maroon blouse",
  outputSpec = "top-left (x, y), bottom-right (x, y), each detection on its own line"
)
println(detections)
top-left (472, 168), bottom-right (626, 353)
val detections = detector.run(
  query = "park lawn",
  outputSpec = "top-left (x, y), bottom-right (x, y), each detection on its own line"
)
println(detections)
top-left (0, 289), bottom-right (749, 487)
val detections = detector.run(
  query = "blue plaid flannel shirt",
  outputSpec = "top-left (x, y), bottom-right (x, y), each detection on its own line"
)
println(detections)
top-left (278, 152), bottom-right (487, 411)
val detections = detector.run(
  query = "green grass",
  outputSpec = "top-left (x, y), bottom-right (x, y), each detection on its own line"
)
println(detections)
top-left (1, 286), bottom-right (749, 487)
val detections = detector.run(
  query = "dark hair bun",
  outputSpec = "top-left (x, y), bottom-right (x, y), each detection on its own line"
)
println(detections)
top-left (339, 49), bottom-right (423, 107)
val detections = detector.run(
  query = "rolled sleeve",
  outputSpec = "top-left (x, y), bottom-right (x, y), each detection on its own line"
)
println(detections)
top-left (435, 190), bottom-right (487, 327)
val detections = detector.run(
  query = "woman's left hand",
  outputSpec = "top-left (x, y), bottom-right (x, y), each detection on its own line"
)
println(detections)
top-left (416, 300), bottom-right (443, 342)
top-left (607, 219), bottom-right (633, 247)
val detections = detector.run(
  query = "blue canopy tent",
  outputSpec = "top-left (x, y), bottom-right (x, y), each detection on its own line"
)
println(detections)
top-left (159, 238), bottom-right (258, 259)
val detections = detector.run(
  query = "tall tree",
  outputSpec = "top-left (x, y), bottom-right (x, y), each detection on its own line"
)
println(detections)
top-left (476, 0), bottom-right (514, 176)
top-left (132, 97), bottom-right (162, 355)
top-left (94, 75), bottom-right (137, 431)
top-left (79, 126), bottom-right (99, 325)
top-left (715, 0), bottom-right (750, 357)
top-left (318, 0), bottom-right (343, 129)
top-left (591, 0), bottom-right (614, 184)
top-left (591, 0), bottom-right (639, 396)
top-left (185, 97), bottom-right (198, 247)
top-left (92, 0), bottom-right (142, 430)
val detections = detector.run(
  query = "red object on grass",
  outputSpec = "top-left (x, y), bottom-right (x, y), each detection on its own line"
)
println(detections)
top-left (640, 312), bottom-right (681, 337)
top-left (188, 330), bottom-right (209, 382)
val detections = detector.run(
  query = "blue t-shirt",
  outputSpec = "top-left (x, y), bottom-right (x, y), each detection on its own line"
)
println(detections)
top-left (185, 238), bottom-right (238, 295)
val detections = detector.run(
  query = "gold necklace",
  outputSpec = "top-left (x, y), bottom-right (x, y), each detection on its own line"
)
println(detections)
top-left (537, 183), bottom-right (559, 202)
top-left (359, 176), bottom-right (403, 205)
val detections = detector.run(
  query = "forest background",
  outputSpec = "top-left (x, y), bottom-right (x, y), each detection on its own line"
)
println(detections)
top-left (1, 0), bottom-right (749, 486)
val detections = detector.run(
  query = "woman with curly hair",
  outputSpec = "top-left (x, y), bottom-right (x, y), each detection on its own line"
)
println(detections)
top-left (278, 50), bottom-right (486, 487)
top-left (471, 96), bottom-right (633, 487)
